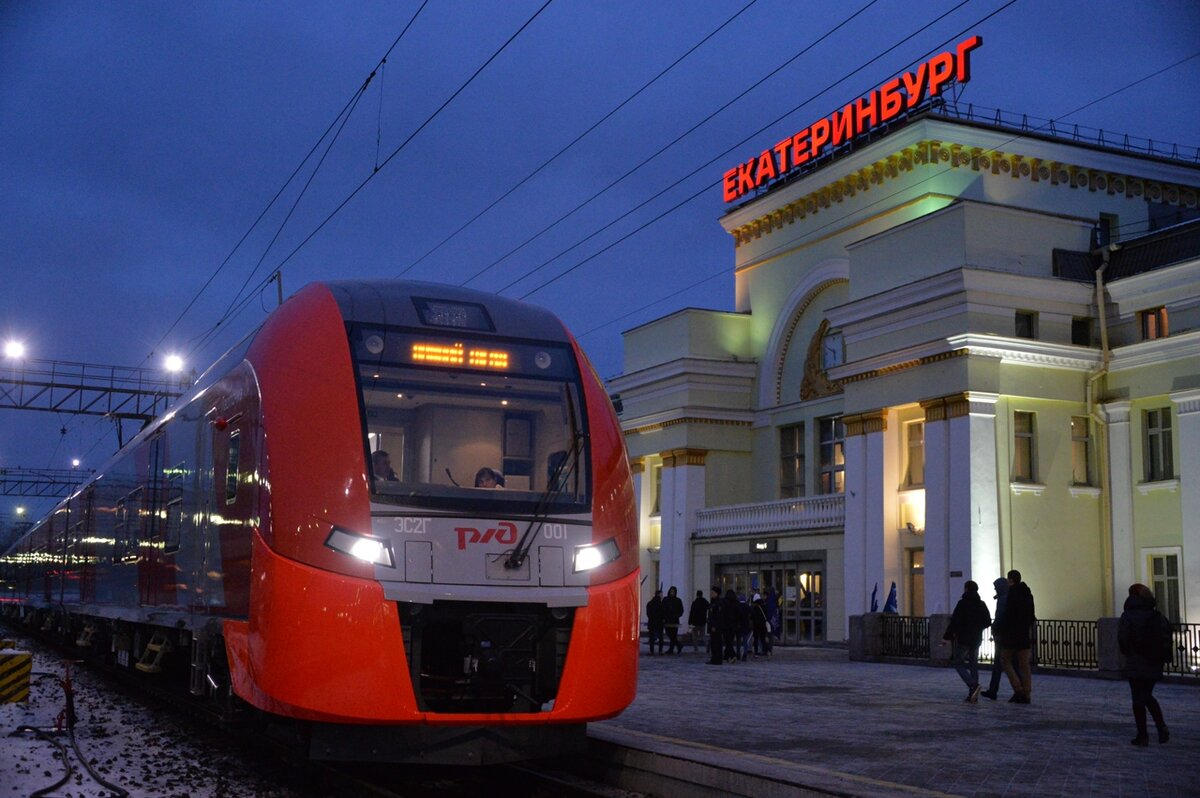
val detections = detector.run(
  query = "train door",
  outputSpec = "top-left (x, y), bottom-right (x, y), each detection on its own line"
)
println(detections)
top-left (77, 488), bottom-right (96, 603)
top-left (139, 431), bottom-right (165, 607)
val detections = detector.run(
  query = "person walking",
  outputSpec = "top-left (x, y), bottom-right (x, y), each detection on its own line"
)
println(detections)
top-left (662, 586), bottom-right (685, 655)
top-left (706, 587), bottom-right (725, 665)
top-left (646, 588), bottom-right (664, 655)
top-left (980, 576), bottom-right (1009, 701)
top-left (688, 590), bottom-right (710, 652)
top-left (942, 580), bottom-right (992, 702)
top-left (1118, 583), bottom-right (1172, 746)
top-left (751, 593), bottom-right (772, 657)
top-left (721, 589), bottom-right (741, 663)
top-left (996, 569), bottom-right (1035, 704)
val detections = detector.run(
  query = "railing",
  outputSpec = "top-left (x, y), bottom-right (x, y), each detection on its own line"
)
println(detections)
top-left (937, 100), bottom-right (1200, 163)
top-left (1167, 622), bottom-right (1200, 678)
top-left (694, 494), bottom-right (845, 539)
top-left (880, 615), bottom-right (929, 659)
top-left (1033, 619), bottom-right (1098, 670)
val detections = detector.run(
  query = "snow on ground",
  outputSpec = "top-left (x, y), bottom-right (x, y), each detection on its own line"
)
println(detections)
top-left (1, 626), bottom-right (319, 798)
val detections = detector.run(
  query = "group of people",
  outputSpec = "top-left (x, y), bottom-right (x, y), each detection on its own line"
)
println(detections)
top-left (942, 569), bottom-right (1036, 705)
top-left (943, 570), bottom-right (1173, 745)
top-left (647, 586), bottom-right (778, 663)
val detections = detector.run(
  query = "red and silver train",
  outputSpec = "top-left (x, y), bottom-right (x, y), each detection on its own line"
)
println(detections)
top-left (0, 281), bottom-right (639, 763)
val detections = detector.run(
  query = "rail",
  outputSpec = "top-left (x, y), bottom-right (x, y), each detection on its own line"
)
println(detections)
top-left (1166, 622), bottom-right (1200, 678)
top-left (1033, 619), bottom-right (1097, 670)
top-left (693, 494), bottom-right (844, 539)
top-left (880, 614), bottom-right (929, 659)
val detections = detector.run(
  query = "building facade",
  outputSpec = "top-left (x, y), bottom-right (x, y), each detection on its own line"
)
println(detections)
top-left (611, 109), bottom-right (1200, 642)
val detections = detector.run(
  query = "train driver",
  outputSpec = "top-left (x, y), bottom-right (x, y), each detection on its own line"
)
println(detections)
top-left (372, 450), bottom-right (400, 482)
top-left (474, 467), bottom-right (505, 489)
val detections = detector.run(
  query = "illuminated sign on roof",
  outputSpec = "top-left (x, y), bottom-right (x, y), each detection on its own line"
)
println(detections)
top-left (723, 35), bottom-right (983, 204)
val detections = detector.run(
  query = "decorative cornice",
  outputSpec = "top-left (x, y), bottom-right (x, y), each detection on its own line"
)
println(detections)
top-left (841, 349), bottom-right (968, 384)
top-left (845, 410), bottom-right (887, 436)
top-left (1170, 389), bottom-right (1200, 416)
top-left (661, 448), bottom-right (709, 468)
top-left (727, 139), bottom-right (1199, 246)
top-left (630, 416), bottom-right (753, 436)
top-left (1109, 331), bottom-right (1200, 372)
top-left (1101, 400), bottom-right (1132, 425)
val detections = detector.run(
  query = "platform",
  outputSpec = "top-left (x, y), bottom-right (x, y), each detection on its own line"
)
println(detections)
top-left (594, 645), bottom-right (1198, 797)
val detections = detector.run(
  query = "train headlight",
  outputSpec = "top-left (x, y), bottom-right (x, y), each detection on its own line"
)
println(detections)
top-left (572, 538), bottom-right (620, 573)
top-left (325, 527), bottom-right (394, 568)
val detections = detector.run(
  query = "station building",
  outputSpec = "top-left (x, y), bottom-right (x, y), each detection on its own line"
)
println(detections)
top-left (610, 105), bottom-right (1200, 642)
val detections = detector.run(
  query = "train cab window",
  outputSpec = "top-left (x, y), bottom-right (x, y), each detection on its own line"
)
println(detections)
top-left (352, 326), bottom-right (589, 512)
top-left (225, 430), bottom-right (242, 505)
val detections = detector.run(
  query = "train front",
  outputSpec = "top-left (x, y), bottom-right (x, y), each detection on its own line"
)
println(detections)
top-left (228, 280), bottom-right (639, 764)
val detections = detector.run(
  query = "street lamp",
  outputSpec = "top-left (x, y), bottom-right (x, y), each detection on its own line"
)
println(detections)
top-left (165, 353), bottom-right (184, 373)
top-left (71, 459), bottom-right (81, 469)
top-left (3, 340), bottom-right (25, 359)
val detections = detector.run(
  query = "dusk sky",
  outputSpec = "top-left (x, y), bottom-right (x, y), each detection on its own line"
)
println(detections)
top-left (3, 0), bottom-right (1198, 522)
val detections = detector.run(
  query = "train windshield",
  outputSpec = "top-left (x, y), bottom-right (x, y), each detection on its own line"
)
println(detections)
top-left (350, 326), bottom-right (589, 512)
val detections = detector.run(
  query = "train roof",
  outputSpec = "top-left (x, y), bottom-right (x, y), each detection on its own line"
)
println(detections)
top-left (323, 280), bottom-right (571, 343)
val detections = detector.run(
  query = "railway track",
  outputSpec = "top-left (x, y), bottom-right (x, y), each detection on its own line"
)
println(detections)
top-left (2, 621), bottom-right (647, 798)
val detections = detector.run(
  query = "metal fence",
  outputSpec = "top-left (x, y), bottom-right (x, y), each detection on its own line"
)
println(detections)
top-left (880, 615), bottom-right (929, 659)
top-left (1032, 619), bottom-right (1098, 670)
top-left (878, 616), bottom-right (1198, 679)
top-left (1167, 622), bottom-right (1200, 678)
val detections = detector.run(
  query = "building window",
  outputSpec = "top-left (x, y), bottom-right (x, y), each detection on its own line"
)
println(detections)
top-left (1013, 411), bottom-right (1036, 483)
top-left (1071, 416), bottom-right (1092, 486)
top-left (779, 424), bottom-right (805, 499)
top-left (1139, 307), bottom-right (1169, 340)
top-left (818, 416), bottom-right (845, 494)
top-left (1144, 408), bottom-right (1174, 482)
top-left (1071, 317), bottom-right (1092, 347)
top-left (651, 463), bottom-right (662, 515)
top-left (1147, 552), bottom-right (1182, 625)
top-left (1015, 311), bottom-right (1038, 340)
top-left (1097, 213), bottom-right (1119, 247)
top-left (904, 421), bottom-right (925, 488)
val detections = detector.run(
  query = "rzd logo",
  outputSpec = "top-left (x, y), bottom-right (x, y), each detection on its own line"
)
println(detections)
top-left (456, 521), bottom-right (518, 550)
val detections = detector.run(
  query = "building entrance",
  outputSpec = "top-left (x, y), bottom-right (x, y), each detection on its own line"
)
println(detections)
top-left (716, 562), bottom-right (824, 643)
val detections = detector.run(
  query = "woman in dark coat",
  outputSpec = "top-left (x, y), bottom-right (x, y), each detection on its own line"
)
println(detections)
top-left (1118, 583), bottom-right (1170, 746)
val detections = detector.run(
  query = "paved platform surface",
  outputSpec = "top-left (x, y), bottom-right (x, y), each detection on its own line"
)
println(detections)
top-left (595, 645), bottom-right (1198, 797)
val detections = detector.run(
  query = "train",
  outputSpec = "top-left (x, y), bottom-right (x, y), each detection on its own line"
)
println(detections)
top-left (0, 280), bottom-right (639, 764)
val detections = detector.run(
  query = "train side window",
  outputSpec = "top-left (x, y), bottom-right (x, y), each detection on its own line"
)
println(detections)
top-left (114, 487), bottom-right (142, 562)
top-left (163, 466), bottom-right (185, 554)
top-left (225, 430), bottom-right (242, 504)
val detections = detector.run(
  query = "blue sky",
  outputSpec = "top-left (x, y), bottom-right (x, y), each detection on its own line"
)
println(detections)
top-left (3, 0), bottom-right (1198, 522)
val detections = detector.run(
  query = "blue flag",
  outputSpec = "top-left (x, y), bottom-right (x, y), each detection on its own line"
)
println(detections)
top-left (883, 581), bottom-right (898, 614)
top-left (870, 583), bottom-right (879, 613)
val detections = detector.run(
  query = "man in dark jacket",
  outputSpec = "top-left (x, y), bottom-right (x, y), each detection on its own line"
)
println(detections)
top-left (942, 580), bottom-right (992, 702)
top-left (706, 587), bottom-right (724, 665)
top-left (1118, 583), bottom-right (1170, 745)
top-left (646, 589), bottom-right (664, 655)
top-left (688, 590), bottom-right (710, 652)
top-left (980, 576), bottom-right (1009, 701)
top-left (662, 586), bottom-right (685, 655)
top-left (996, 569), bottom-right (1035, 704)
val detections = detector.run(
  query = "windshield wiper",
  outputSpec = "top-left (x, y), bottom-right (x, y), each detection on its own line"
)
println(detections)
top-left (506, 387), bottom-right (585, 569)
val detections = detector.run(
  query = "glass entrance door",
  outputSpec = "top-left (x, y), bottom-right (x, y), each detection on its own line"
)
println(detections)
top-left (715, 562), bottom-right (824, 643)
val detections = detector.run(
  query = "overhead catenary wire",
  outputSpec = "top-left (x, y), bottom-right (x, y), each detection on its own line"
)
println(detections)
top-left (510, 0), bottom-right (988, 300)
top-left (394, 0), bottom-right (762, 281)
top-left (462, 0), bottom-right (888, 292)
top-left (151, 1), bottom-right (431, 366)
top-left (575, 48), bottom-right (1200, 345)
top-left (183, 0), bottom-right (555, 364)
